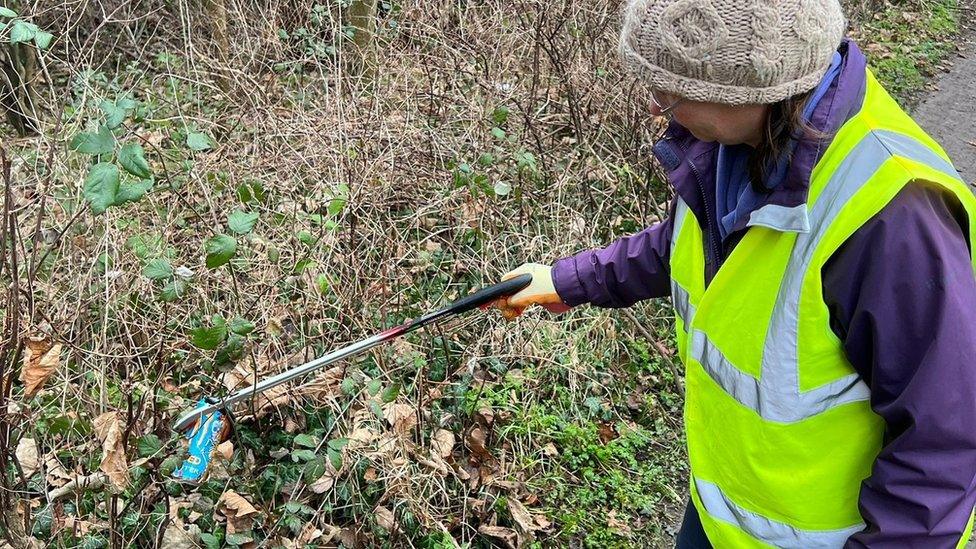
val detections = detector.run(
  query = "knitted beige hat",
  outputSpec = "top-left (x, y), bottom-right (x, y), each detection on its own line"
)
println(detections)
top-left (619, 0), bottom-right (846, 105)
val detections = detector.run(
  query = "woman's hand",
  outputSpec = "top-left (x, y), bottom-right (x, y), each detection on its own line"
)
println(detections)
top-left (490, 263), bottom-right (571, 320)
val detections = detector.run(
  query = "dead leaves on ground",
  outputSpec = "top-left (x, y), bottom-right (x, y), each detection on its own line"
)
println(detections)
top-left (19, 335), bottom-right (62, 398)
top-left (431, 429), bottom-right (455, 459)
top-left (218, 490), bottom-right (260, 535)
top-left (15, 438), bottom-right (40, 478)
top-left (92, 412), bottom-right (130, 491)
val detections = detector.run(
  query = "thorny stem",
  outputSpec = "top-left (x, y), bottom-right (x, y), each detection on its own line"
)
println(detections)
top-left (0, 148), bottom-right (25, 538)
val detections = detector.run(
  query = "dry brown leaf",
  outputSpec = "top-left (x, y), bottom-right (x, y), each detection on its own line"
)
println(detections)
top-left (317, 524), bottom-right (342, 544)
top-left (92, 412), bottom-right (130, 491)
top-left (508, 497), bottom-right (549, 541)
top-left (383, 402), bottom-right (418, 435)
top-left (19, 336), bottom-right (61, 398)
top-left (15, 438), bottom-right (39, 478)
top-left (364, 467), bottom-right (378, 482)
top-left (310, 462), bottom-right (339, 494)
top-left (218, 490), bottom-right (259, 535)
top-left (477, 525), bottom-right (517, 548)
top-left (44, 455), bottom-right (72, 487)
top-left (160, 520), bottom-right (198, 549)
top-left (216, 441), bottom-right (234, 461)
top-left (507, 498), bottom-right (536, 533)
top-left (338, 527), bottom-right (359, 548)
top-left (296, 366), bottom-right (345, 402)
top-left (597, 422), bottom-right (618, 445)
top-left (375, 506), bottom-right (396, 531)
top-left (475, 407), bottom-right (495, 427)
top-left (431, 429), bottom-right (455, 459)
top-left (465, 425), bottom-right (495, 465)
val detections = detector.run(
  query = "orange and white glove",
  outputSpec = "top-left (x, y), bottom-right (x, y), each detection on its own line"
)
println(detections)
top-left (491, 263), bottom-right (571, 320)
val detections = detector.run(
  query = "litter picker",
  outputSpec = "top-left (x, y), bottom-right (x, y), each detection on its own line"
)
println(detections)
top-left (171, 273), bottom-right (532, 433)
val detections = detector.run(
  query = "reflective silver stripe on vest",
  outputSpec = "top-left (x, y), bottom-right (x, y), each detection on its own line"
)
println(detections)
top-left (696, 477), bottom-right (864, 548)
top-left (747, 203), bottom-right (811, 233)
top-left (688, 130), bottom-right (962, 423)
top-left (671, 198), bottom-right (695, 324)
top-left (672, 281), bottom-right (695, 325)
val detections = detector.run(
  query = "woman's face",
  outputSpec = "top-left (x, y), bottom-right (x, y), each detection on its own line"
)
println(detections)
top-left (651, 91), bottom-right (769, 147)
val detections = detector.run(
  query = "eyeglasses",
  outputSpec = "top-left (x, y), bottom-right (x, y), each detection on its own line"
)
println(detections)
top-left (651, 89), bottom-right (683, 118)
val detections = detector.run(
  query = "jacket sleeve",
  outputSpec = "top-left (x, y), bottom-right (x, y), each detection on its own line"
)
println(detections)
top-left (551, 199), bottom-right (675, 308)
top-left (823, 183), bottom-right (976, 548)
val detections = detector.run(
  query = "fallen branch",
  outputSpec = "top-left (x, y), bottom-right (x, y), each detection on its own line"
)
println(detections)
top-left (48, 473), bottom-right (108, 502)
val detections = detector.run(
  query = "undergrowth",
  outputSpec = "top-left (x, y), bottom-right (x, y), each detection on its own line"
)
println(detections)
top-left (0, 0), bottom-right (962, 547)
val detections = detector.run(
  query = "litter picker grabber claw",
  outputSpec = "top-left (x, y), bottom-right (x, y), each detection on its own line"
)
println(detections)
top-left (171, 273), bottom-right (533, 433)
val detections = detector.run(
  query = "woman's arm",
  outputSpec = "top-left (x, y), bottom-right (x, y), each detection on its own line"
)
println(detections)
top-left (823, 182), bottom-right (976, 548)
top-left (551, 199), bottom-right (676, 309)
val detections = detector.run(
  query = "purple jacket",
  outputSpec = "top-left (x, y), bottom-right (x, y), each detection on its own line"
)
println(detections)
top-left (552, 40), bottom-right (976, 547)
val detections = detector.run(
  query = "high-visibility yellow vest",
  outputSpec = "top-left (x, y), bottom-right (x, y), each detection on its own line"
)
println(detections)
top-left (669, 69), bottom-right (976, 547)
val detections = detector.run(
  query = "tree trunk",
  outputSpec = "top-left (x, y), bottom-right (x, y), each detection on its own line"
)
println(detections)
top-left (347, 0), bottom-right (378, 81)
top-left (205, 0), bottom-right (232, 93)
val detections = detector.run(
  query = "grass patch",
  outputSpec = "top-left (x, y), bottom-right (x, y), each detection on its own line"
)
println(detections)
top-left (850, 0), bottom-right (960, 103)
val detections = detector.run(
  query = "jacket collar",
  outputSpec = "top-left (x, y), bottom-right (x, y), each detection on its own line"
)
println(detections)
top-left (652, 39), bottom-right (868, 235)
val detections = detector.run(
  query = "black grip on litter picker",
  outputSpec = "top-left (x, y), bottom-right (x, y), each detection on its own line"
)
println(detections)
top-left (447, 273), bottom-right (533, 315)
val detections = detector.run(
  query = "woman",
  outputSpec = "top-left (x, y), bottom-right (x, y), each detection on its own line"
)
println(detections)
top-left (491, 0), bottom-right (976, 546)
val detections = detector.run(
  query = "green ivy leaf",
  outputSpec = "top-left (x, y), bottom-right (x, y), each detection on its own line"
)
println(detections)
top-left (9, 21), bottom-right (38, 44)
top-left (227, 209), bottom-right (259, 234)
top-left (490, 127), bottom-right (506, 140)
top-left (142, 258), bottom-right (173, 281)
top-left (118, 143), bottom-right (151, 178)
top-left (326, 198), bottom-right (346, 217)
top-left (340, 377), bottom-right (357, 395)
top-left (99, 99), bottom-right (136, 129)
top-left (137, 434), bottom-right (163, 457)
top-left (0, 7), bottom-right (18, 17)
top-left (83, 163), bottom-right (120, 215)
top-left (215, 333), bottom-right (245, 366)
top-left (160, 279), bottom-right (187, 302)
top-left (160, 455), bottom-right (183, 477)
top-left (186, 132), bottom-right (213, 151)
top-left (228, 316), bottom-right (255, 336)
top-left (225, 532), bottom-right (254, 547)
top-left (114, 179), bottom-right (153, 205)
top-left (369, 400), bottom-right (383, 420)
top-left (293, 433), bottom-right (319, 448)
top-left (199, 533), bottom-right (221, 549)
top-left (493, 181), bottom-right (512, 196)
top-left (33, 30), bottom-right (53, 49)
top-left (190, 324), bottom-right (227, 350)
top-left (303, 457), bottom-right (326, 482)
top-left (327, 438), bottom-right (349, 452)
top-left (381, 383), bottom-right (400, 403)
top-left (291, 449), bottom-right (316, 462)
top-left (70, 125), bottom-right (115, 155)
top-left (204, 234), bottom-right (237, 269)
top-left (367, 379), bottom-right (382, 396)
top-left (327, 447), bottom-right (343, 469)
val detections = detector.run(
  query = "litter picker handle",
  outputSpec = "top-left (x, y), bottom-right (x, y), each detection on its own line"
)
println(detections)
top-left (445, 273), bottom-right (533, 315)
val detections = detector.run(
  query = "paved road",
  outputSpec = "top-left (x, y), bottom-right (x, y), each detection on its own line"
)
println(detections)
top-left (913, 8), bottom-right (976, 180)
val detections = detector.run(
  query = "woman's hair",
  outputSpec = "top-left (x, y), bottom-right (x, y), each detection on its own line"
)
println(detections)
top-left (748, 91), bottom-right (819, 191)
